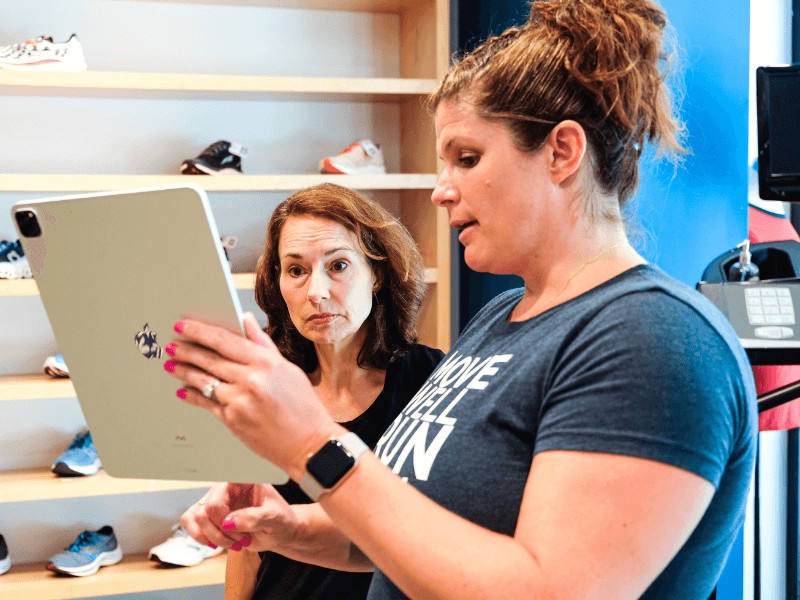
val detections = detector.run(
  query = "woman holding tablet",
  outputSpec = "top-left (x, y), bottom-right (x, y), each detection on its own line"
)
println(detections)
top-left (175, 183), bottom-right (442, 599)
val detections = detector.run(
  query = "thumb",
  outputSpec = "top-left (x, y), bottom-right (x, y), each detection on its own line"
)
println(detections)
top-left (225, 504), bottom-right (287, 534)
top-left (243, 312), bottom-right (276, 349)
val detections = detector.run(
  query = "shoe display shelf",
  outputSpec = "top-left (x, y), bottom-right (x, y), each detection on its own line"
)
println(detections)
top-left (0, 0), bottom-right (450, 597)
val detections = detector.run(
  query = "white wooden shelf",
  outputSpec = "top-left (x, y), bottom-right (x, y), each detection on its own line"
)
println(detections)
top-left (0, 551), bottom-right (225, 599)
top-left (0, 71), bottom-right (435, 101)
top-left (0, 173), bottom-right (438, 193)
top-left (0, 468), bottom-right (212, 504)
top-left (0, 268), bottom-right (436, 299)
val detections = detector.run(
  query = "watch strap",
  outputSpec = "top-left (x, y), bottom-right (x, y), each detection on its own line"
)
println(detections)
top-left (299, 432), bottom-right (369, 501)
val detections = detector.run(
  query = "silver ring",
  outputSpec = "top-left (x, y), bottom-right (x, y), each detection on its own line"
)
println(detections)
top-left (201, 378), bottom-right (222, 402)
top-left (197, 496), bottom-right (207, 506)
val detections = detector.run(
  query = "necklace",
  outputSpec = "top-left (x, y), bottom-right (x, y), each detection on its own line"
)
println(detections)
top-left (551, 243), bottom-right (626, 303)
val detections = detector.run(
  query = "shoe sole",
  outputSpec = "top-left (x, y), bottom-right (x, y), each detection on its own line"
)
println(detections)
top-left (319, 159), bottom-right (386, 175)
top-left (52, 459), bottom-right (102, 477)
top-left (0, 263), bottom-right (32, 279)
top-left (0, 555), bottom-right (10, 575)
top-left (0, 60), bottom-right (87, 72)
top-left (47, 546), bottom-right (123, 577)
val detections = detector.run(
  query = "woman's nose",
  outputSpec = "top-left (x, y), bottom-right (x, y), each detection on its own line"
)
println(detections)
top-left (431, 170), bottom-right (459, 206)
top-left (307, 269), bottom-right (331, 303)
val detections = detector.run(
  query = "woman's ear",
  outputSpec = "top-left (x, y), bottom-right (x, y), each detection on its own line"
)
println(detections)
top-left (372, 269), bottom-right (384, 293)
top-left (545, 120), bottom-right (587, 185)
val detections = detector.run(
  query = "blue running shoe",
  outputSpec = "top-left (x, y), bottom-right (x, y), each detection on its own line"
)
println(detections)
top-left (0, 534), bottom-right (10, 575)
top-left (51, 430), bottom-right (101, 477)
top-left (0, 239), bottom-right (31, 279)
top-left (43, 353), bottom-right (69, 378)
top-left (47, 526), bottom-right (122, 577)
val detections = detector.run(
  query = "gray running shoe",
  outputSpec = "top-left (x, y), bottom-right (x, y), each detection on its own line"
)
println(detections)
top-left (47, 526), bottom-right (122, 576)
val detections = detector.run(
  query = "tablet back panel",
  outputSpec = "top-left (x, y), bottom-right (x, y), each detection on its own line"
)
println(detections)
top-left (12, 185), bottom-right (287, 484)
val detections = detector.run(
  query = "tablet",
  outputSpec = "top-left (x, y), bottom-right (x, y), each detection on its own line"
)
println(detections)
top-left (12, 184), bottom-right (288, 485)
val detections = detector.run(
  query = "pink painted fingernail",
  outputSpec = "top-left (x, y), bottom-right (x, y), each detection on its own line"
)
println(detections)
top-left (174, 321), bottom-right (185, 333)
top-left (207, 542), bottom-right (217, 549)
top-left (239, 535), bottom-right (252, 548)
top-left (231, 542), bottom-right (242, 552)
top-left (165, 342), bottom-right (177, 356)
top-left (222, 518), bottom-right (236, 531)
top-left (176, 388), bottom-right (187, 399)
top-left (163, 360), bottom-right (176, 373)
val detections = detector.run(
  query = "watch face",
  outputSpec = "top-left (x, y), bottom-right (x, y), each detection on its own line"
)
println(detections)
top-left (306, 440), bottom-right (356, 488)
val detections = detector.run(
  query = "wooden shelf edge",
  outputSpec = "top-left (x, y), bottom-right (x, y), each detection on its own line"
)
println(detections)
top-left (122, 0), bottom-right (422, 12)
top-left (0, 269), bottom-right (435, 300)
top-left (0, 552), bottom-right (224, 599)
top-left (0, 374), bottom-right (74, 401)
top-left (0, 173), bottom-right (438, 192)
top-left (0, 71), bottom-right (435, 96)
top-left (0, 468), bottom-right (213, 504)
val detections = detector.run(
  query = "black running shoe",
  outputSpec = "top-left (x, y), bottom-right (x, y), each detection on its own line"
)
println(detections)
top-left (179, 140), bottom-right (246, 175)
top-left (0, 534), bottom-right (10, 575)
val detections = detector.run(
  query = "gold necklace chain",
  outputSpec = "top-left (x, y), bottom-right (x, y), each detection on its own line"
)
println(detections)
top-left (552, 243), bottom-right (626, 303)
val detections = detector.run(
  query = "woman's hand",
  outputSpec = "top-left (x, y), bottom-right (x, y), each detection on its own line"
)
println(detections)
top-left (182, 482), bottom-right (300, 553)
top-left (163, 312), bottom-right (342, 479)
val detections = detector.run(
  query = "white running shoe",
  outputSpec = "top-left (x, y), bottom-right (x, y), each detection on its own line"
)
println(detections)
top-left (0, 34), bottom-right (87, 72)
top-left (149, 524), bottom-right (223, 567)
top-left (319, 139), bottom-right (386, 175)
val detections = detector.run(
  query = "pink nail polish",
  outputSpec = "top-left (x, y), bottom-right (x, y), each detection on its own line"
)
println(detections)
top-left (240, 536), bottom-right (252, 548)
top-left (165, 342), bottom-right (177, 356)
top-left (222, 518), bottom-right (236, 531)
top-left (207, 542), bottom-right (217, 549)
top-left (176, 388), bottom-right (187, 399)
top-left (231, 543), bottom-right (242, 552)
top-left (164, 360), bottom-right (176, 373)
top-left (174, 320), bottom-right (185, 333)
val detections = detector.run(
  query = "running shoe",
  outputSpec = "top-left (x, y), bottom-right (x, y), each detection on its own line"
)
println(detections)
top-left (179, 140), bottom-right (247, 175)
top-left (220, 235), bottom-right (237, 262)
top-left (51, 430), bottom-right (101, 477)
top-left (319, 139), bottom-right (386, 175)
top-left (0, 34), bottom-right (87, 72)
top-left (0, 535), bottom-right (10, 576)
top-left (149, 523), bottom-right (223, 567)
top-left (0, 240), bottom-right (32, 280)
top-left (47, 526), bottom-right (122, 577)
top-left (43, 353), bottom-right (70, 378)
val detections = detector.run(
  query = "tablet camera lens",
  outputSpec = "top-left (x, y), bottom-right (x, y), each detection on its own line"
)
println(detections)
top-left (15, 210), bottom-right (41, 238)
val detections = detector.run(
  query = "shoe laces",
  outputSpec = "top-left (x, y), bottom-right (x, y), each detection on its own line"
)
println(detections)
top-left (199, 141), bottom-right (231, 159)
top-left (68, 431), bottom-right (93, 451)
top-left (67, 531), bottom-right (102, 553)
top-left (0, 240), bottom-right (23, 259)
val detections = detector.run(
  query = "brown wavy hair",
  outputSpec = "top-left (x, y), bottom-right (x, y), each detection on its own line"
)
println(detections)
top-left (427, 0), bottom-right (686, 218)
top-left (255, 183), bottom-right (426, 372)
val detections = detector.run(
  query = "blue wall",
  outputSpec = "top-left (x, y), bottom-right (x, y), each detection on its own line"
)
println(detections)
top-left (455, 0), bottom-right (750, 325)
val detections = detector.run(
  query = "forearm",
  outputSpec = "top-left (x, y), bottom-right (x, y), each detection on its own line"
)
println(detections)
top-left (273, 502), bottom-right (373, 572)
top-left (315, 454), bottom-right (543, 599)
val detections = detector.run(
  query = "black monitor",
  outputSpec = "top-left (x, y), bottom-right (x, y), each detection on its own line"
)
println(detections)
top-left (757, 65), bottom-right (800, 201)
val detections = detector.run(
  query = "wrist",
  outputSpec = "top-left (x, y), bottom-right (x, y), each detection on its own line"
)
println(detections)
top-left (297, 431), bottom-right (369, 502)
top-left (287, 425), bottom-right (348, 482)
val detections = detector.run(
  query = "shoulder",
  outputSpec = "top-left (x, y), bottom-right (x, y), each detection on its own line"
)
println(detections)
top-left (390, 344), bottom-right (445, 378)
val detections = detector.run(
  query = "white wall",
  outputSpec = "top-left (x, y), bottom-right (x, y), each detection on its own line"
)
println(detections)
top-left (0, 1), bottom-right (402, 597)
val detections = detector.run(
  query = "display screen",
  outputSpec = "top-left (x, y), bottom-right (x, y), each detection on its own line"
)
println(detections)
top-left (757, 65), bottom-right (800, 201)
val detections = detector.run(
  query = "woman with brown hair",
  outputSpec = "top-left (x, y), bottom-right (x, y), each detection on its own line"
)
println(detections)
top-left (168, 1), bottom-right (756, 597)
top-left (179, 182), bottom-right (443, 599)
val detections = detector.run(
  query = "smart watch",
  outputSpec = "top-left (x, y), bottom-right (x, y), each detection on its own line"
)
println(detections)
top-left (298, 432), bottom-right (369, 501)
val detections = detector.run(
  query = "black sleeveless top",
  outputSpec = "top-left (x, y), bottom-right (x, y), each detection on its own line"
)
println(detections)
top-left (251, 344), bottom-right (444, 600)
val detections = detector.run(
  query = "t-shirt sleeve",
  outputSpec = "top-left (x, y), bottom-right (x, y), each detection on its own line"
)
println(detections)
top-left (533, 291), bottom-right (749, 488)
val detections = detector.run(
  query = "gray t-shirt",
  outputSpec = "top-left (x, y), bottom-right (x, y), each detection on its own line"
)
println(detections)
top-left (369, 265), bottom-right (756, 599)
